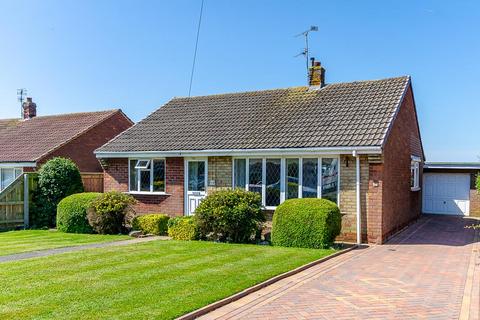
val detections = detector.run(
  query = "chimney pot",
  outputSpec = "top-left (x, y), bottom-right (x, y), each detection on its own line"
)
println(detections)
top-left (22, 97), bottom-right (37, 120)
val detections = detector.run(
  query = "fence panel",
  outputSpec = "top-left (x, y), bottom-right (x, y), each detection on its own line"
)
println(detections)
top-left (81, 173), bottom-right (104, 193)
top-left (0, 175), bottom-right (25, 229)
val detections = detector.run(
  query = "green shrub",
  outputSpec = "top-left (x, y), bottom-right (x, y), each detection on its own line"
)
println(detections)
top-left (87, 191), bottom-right (136, 234)
top-left (31, 157), bottom-right (84, 228)
top-left (57, 193), bottom-right (101, 233)
top-left (132, 214), bottom-right (170, 235)
top-left (476, 174), bottom-right (480, 193)
top-left (167, 217), bottom-right (197, 240)
top-left (271, 198), bottom-right (341, 249)
top-left (194, 189), bottom-right (264, 243)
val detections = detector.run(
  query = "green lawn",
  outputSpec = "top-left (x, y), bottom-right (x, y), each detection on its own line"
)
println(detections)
top-left (0, 230), bottom-right (129, 256)
top-left (0, 240), bottom-right (335, 319)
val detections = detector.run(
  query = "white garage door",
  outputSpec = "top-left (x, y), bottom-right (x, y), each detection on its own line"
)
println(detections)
top-left (423, 173), bottom-right (470, 215)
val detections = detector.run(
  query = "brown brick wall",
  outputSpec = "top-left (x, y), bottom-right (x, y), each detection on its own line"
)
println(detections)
top-left (380, 85), bottom-right (423, 242)
top-left (103, 157), bottom-right (184, 217)
top-left (470, 190), bottom-right (480, 217)
top-left (37, 111), bottom-right (133, 173)
top-left (207, 156), bottom-right (232, 193)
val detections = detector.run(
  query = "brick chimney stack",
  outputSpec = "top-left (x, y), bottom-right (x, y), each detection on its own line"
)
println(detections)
top-left (308, 58), bottom-right (326, 87)
top-left (22, 97), bottom-right (37, 120)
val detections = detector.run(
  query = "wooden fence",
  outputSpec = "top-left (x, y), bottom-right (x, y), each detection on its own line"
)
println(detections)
top-left (0, 174), bottom-right (35, 230)
top-left (81, 173), bottom-right (104, 193)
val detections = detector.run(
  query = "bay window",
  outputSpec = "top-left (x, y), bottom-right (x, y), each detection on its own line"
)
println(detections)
top-left (233, 157), bottom-right (339, 208)
top-left (129, 159), bottom-right (166, 193)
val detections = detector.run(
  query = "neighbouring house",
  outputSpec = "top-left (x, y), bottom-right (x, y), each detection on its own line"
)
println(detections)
top-left (95, 61), bottom-right (424, 244)
top-left (0, 98), bottom-right (133, 192)
top-left (423, 162), bottom-right (480, 217)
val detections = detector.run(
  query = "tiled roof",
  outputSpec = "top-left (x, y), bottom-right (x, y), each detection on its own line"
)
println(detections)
top-left (0, 110), bottom-right (122, 163)
top-left (97, 76), bottom-right (410, 153)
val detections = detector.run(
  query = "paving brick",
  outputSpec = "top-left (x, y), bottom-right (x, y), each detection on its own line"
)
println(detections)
top-left (199, 215), bottom-right (479, 320)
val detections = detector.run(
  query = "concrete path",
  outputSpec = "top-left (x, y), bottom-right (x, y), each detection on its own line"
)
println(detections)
top-left (199, 215), bottom-right (480, 320)
top-left (0, 236), bottom-right (168, 263)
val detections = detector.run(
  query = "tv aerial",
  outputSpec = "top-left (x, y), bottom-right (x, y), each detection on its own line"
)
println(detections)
top-left (295, 26), bottom-right (318, 81)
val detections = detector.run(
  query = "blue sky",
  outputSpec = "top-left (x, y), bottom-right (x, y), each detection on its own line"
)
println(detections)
top-left (0, 1), bottom-right (478, 161)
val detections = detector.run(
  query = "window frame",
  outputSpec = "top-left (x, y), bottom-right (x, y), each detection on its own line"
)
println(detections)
top-left (0, 167), bottom-right (23, 192)
top-left (232, 156), bottom-right (340, 210)
top-left (411, 156), bottom-right (421, 191)
top-left (128, 158), bottom-right (167, 195)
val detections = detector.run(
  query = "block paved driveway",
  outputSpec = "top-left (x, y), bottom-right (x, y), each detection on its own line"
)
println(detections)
top-left (199, 215), bottom-right (480, 320)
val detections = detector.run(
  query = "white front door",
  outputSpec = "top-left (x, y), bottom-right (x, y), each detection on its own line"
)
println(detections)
top-left (423, 173), bottom-right (470, 216)
top-left (185, 159), bottom-right (207, 215)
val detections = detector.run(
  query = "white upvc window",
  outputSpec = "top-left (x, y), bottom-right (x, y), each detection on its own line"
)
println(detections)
top-left (0, 168), bottom-right (23, 192)
top-left (233, 157), bottom-right (339, 209)
top-left (129, 158), bottom-right (166, 194)
top-left (411, 156), bottom-right (421, 191)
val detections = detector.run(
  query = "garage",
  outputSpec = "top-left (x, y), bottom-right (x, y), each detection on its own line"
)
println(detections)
top-left (423, 162), bottom-right (480, 216)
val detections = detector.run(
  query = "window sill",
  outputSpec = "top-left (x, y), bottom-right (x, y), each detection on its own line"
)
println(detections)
top-left (411, 187), bottom-right (421, 192)
top-left (127, 191), bottom-right (171, 196)
top-left (264, 206), bottom-right (277, 211)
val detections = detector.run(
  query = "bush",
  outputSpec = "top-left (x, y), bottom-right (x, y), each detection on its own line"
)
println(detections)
top-left (87, 191), bottom-right (136, 234)
top-left (167, 217), bottom-right (197, 240)
top-left (194, 189), bottom-right (264, 243)
top-left (476, 174), bottom-right (480, 193)
top-left (271, 198), bottom-right (341, 249)
top-left (31, 158), bottom-right (84, 228)
top-left (57, 193), bottom-right (101, 233)
top-left (132, 214), bottom-right (170, 235)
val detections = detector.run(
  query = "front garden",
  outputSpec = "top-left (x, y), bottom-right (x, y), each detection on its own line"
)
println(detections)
top-left (0, 240), bottom-right (334, 319)
top-left (0, 157), bottom-right (345, 319)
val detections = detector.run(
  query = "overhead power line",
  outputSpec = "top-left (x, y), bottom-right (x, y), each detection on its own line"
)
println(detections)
top-left (188, 0), bottom-right (205, 97)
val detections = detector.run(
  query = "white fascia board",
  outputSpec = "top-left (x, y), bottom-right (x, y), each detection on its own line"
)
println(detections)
top-left (95, 146), bottom-right (382, 159)
top-left (0, 162), bottom-right (36, 168)
top-left (424, 165), bottom-right (480, 170)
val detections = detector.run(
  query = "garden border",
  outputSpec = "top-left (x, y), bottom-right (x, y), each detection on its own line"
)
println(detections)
top-left (176, 243), bottom-right (359, 320)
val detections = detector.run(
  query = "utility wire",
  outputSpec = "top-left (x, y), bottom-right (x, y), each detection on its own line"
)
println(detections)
top-left (188, 0), bottom-right (205, 97)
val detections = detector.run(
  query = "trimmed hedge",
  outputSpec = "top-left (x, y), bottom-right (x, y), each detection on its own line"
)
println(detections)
top-left (167, 217), bottom-right (197, 240)
top-left (132, 214), bottom-right (170, 235)
top-left (57, 193), bottom-right (101, 233)
top-left (194, 189), bottom-right (264, 243)
top-left (271, 198), bottom-right (341, 249)
top-left (87, 191), bottom-right (136, 234)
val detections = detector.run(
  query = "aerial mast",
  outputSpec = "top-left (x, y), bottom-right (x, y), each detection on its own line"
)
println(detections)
top-left (17, 88), bottom-right (27, 118)
top-left (295, 26), bottom-right (318, 83)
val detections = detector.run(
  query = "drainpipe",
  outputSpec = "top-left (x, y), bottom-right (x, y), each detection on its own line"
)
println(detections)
top-left (353, 150), bottom-right (361, 244)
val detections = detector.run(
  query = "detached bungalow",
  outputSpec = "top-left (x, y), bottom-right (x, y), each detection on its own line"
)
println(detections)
top-left (96, 63), bottom-right (424, 244)
top-left (0, 98), bottom-right (133, 192)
